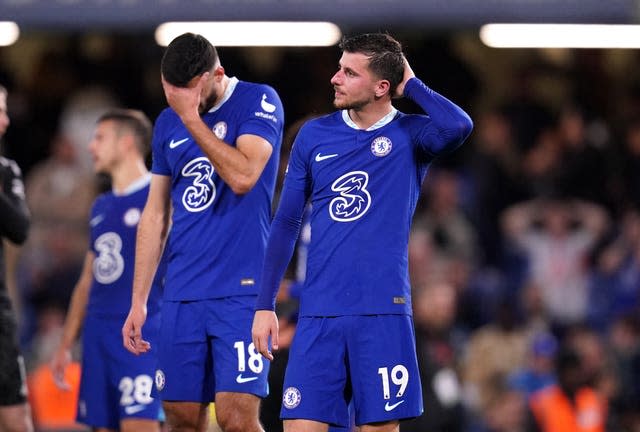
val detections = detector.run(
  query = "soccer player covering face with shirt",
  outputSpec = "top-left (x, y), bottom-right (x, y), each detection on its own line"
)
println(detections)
top-left (252, 33), bottom-right (473, 432)
top-left (122, 33), bottom-right (284, 432)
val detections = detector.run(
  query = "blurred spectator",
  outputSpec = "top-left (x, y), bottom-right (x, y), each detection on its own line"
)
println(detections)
top-left (508, 332), bottom-right (558, 399)
top-left (501, 63), bottom-right (554, 152)
top-left (501, 198), bottom-right (609, 327)
top-left (519, 127), bottom-right (562, 199)
top-left (553, 106), bottom-right (612, 209)
top-left (466, 108), bottom-right (527, 267)
top-left (564, 325), bottom-right (614, 402)
top-left (404, 279), bottom-right (466, 431)
top-left (587, 208), bottom-right (640, 333)
top-left (461, 298), bottom-right (528, 420)
top-left (411, 168), bottom-right (478, 291)
top-left (527, 346), bottom-right (607, 432)
top-left (474, 374), bottom-right (527, 432)
top-left (607, 314), bottom-right (640, 431)
top-left (616, 118), bottom-right (640, 212)
top-left (22, 131), bottom-right (96, 319)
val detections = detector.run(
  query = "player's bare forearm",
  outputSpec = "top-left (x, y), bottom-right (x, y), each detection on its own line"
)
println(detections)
top-left (181, 117), bottom-right (272, 195)
top-left (131, 179), bottom-right (170, 308)
top-left (60, 252), bottom-right (94, 349)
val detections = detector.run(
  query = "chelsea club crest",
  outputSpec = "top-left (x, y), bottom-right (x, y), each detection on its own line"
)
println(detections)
top-left (371, 136), bottom-right (392, 157)
top-left (212, 121), bottom-right (227, 139)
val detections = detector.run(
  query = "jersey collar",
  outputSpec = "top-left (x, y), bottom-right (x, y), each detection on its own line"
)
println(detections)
top-left (208, 77), bottom-right (239, 113)
top-left (114, 173), bottom-right (151, 196)
top-left (341, 108), bottom-right (398, 131)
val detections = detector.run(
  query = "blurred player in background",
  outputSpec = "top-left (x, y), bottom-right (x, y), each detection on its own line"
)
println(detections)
top-left (0, 83), bottom-right (34, 432)
top-left (51, 109), bottom-right (164, 431)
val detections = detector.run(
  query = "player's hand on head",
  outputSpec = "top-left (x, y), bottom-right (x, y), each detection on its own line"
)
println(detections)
top-left (252, 310), bottom-right (279, 361)
top-left (394, 55), bottom-right (416, 99)
top-left (161, 72), bottom-right (208, 122)
top-left (122, 306), bottom-right (151, 355)
top-left (50, 346), bottom-right (72, 390)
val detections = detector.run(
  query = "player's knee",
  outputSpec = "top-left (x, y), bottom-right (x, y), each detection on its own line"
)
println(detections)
top-left (164, 404), bottom-right (200, 430)
top-left (216, 409), bottom-right (259, 432)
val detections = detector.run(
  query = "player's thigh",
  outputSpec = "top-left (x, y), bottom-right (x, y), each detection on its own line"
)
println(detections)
top-left (281, 316), bottom-right (350, 428)
top-left (348, 315), bottom-right (423, 426)
top-left (157, 301), bottom-right (214, 402)
top-left (214, 392), bottom-right (260, 428)
top-left (359, 420), bottom-right (399, 432)
top-left (162, 401), bottom-right (209, 432)
top-left (120, 417), bottom-right (161, 432)
top-left (208, 296), bottom-right (269, 397)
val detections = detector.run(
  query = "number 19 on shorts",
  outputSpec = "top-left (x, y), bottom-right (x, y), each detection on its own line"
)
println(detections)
top-left (378, 365), bottom-right (409, 399)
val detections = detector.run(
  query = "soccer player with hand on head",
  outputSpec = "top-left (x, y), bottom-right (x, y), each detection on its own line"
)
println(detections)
top-left (122, 33), bottom-right (284, 432)
top-left (252, 33), bottom-right (473, 432)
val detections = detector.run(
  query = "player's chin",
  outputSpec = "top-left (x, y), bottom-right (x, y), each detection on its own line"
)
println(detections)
top-left (333, 98), bottom-right (348, 110)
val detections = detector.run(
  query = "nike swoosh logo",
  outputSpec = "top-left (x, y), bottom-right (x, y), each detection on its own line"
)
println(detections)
top-left (169, 137), bottom-right (189, 149)
top-left (384, 400), bottom-right (405, 412)
top-left (124, 404), bottom-right (146, 415)
top-left (315, 153), bottom-right (338, 162)
top-left (236, 374), bottom-right (259, 384)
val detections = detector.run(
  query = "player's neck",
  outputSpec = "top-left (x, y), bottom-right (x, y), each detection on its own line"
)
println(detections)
top-left (111, 158), bottom-right (149, 194)
top-left (347, 101), bottom-right (394, 130)
top-left (217, 75), bottom-right (231, 103)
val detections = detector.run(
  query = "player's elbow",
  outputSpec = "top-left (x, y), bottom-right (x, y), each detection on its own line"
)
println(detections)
top-left (8, 218), bottom-right (30, 245)
top-left (460, 115), bottom-right (474, 140)
top-left (228, 175), bottom-right (258, 195)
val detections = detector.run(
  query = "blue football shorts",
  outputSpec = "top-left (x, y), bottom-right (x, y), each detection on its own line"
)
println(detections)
top-left (155, 295), bottom-right (269, 402)
top-left (78, 313), bottom-right (162, 429)
top-left (281, 314), bottom-right (423, 427)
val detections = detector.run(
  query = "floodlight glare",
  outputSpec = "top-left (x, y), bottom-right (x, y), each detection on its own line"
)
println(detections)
top-left (155, 22), bottom-right (342, 47)
top-left (480, 23), bottom-right (640, 49)
top-left (0, 22), bottom-right (19, 46)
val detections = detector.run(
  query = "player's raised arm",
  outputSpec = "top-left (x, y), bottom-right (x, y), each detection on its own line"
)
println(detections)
top-left (161, 73), bottom-right (279, 195)
top-left (400, 57), bottom-right (473, 155)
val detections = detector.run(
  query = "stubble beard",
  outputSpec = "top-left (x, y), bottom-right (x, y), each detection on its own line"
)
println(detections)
top-left (333, 98), bottom-right (366, 111)
top-left (199, 90), bottom-right (219, 114)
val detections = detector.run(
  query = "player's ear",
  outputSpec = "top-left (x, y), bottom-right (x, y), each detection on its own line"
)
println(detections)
top-left (213, 65), bottom-right (225, 81)
top-left (119, 133), bottom-right (136, 152)
top-left (374, 79), bottom-right (391, 98)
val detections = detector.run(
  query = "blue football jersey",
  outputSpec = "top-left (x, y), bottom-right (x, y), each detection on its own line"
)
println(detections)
top-left (87, 175), bottom-right (163, 319)
top-left (151, 78), bottom-right (284, 301)
top-left (280, 79), bottom-right (472, 316)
